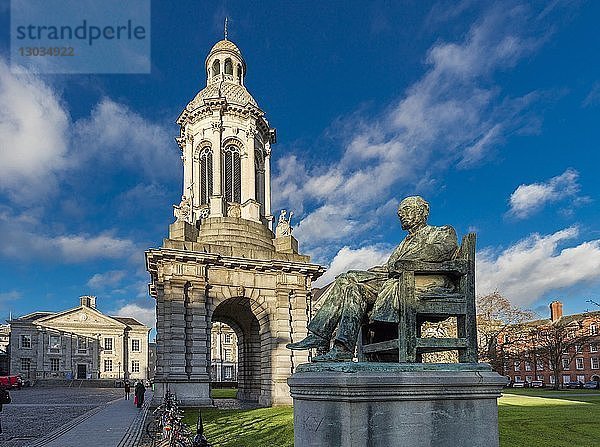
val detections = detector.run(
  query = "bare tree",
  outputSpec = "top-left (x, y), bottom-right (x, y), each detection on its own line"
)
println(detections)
top-left (475, 291), bottom-right (535, 372)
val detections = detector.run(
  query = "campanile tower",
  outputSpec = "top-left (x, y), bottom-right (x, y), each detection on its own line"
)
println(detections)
top-left (146, 37), bottom-right (323, 406)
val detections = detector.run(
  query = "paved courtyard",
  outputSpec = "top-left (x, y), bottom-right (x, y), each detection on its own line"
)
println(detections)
top-left (0, 386), bottom-right (148, 447)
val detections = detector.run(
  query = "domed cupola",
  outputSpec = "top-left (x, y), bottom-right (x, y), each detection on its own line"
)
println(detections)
top-left (174, 36), bottom-right (277, 237)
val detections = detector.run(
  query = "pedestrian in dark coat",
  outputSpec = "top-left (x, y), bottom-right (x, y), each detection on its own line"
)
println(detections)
top-left (0, 385), bottom-right (11, 434)
top-left (134, 381), bottom-right (146, 408)
top-left (124, 380), bottom-right (131, 400)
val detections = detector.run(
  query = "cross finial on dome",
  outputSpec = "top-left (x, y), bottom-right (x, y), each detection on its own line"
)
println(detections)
top-left (224, 17), bottom-right (228, 40)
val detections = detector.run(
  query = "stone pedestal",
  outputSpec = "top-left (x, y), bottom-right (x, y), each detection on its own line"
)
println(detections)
top-left (288, 362), bottom-right (507, 447)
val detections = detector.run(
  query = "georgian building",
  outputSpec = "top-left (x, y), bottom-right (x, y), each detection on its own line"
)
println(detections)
top-left (498, 301), bottom-right (600, 386)
top-left (9, 296), bottom-right (150, 381)
top-left (210, 322), bottom-right (238, 382)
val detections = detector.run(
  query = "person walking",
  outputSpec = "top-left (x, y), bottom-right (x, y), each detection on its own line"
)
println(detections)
top-left (124, 380), bottom-right (131, 400)
top-left (134, 380), bottom-right (146, 408)
top-left (0, 384), bottom-right (11, 434)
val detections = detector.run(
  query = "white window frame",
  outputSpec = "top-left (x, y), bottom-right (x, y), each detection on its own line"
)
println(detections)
top-left (514, 361), bottom-right (521, 372)
top-left (562, 375), bottom-right (571, 384)
top-left (514, 375), bottom-right (521, 382)
top-left (562, 358), bottom-right (570, 370)
top-left (224, 365), bottom-right (233, 380)
top-left (21, 357), bottom-right (31, 371)
top-left (549, 375), bottom-right (556, 384)
top-left (104, 337), bottom-right (113, 353)
top-left (577, 375), bottom-right (586, 383)
top-left (591, 358), bottom-right (599, 370)
top-left (131, 339), bottom-right (140, 352)
top-left (575, 344), bottom-right (583, 353)
top-left (50, 358), bottom-right (60, 372)
top-left (77, 337), bottom-right (88, 354)
top-left (524, 361), bottom-right (532, 371)
top-left (20, 334), bottom-right (32, 349)
top-left (104, 359), bottom-right (113, 372)
top-left (590, 324), bottom-right (598, 336)
top-left (48, 335), bottom-right (61, 353)
top-left (224, 348), bottom-right (232, 362)
top-left (591, 343), bottom-right (598, 353)
top-left (131, 360), bottom-right (140, 373)
top-left (224, 333), bottom-right (232, 344)
top-left (576, 357), bottom-right (585, 370)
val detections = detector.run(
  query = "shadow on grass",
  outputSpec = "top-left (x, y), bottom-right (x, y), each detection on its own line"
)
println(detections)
top-left (183, 407), bottom-right (294, 447)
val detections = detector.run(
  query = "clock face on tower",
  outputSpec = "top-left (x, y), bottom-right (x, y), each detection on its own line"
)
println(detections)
top-left (79, 313), bottom-right (88, 322)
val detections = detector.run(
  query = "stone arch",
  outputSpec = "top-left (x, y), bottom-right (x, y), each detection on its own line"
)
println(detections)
top-left (210, 296), bottom-right (272, 405)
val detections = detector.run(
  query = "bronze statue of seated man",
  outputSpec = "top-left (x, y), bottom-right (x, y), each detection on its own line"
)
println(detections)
top-left (286, 195), bottom-right (459, 361)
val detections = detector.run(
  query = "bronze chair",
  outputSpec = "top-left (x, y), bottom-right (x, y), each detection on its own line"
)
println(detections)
top-left (361, 233), bottom-right (478, 363)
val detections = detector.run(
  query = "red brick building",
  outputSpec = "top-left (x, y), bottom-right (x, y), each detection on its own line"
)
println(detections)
top-left (498, 301), bottom-right (600, 387)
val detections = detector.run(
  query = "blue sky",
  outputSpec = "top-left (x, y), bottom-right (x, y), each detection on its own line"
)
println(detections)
top-left (2, 1), bottom-right (600, 332)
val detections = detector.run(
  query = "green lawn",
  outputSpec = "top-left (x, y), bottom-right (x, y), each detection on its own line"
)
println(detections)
top-left (183, 389), bottom-right (600, 447)
top-left (210, 387), bottom-right (238, 399)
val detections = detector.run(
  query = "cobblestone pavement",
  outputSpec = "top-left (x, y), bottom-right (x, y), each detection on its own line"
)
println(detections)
top-left (0, 387), bottom-right (123, 447)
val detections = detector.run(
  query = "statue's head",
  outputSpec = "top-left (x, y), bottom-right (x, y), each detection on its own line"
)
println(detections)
top-left (397, 196), bottom-right (429, 231)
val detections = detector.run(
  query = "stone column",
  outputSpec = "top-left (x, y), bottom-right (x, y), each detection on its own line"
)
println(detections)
top-left (167, 279), bottom-right (187, 378)
top-left (241, 125), bottom-right (256, 204)
top-left (183, 133), bottom-right (194, 219)
top-left (264, 143), bottom-right (272, 229)
top-left (270, 286), bottom-right (295, 406)
top-left (210, 120), bottom-right (224, 217)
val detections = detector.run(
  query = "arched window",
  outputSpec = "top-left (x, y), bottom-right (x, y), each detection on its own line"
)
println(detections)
top-left (224, 144), bottom-right (241, 203)
top-left (224, 58), bottom-right (233, 75)
top-left (199, 147), bottom-right (213, 205)
top-left (212, 59), bottom-right (220, 77)
top-left (237, 64), bottom-right (242, 81)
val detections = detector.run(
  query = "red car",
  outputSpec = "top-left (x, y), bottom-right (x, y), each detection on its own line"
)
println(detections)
top-left (0, 375), bottom-right (26, 389)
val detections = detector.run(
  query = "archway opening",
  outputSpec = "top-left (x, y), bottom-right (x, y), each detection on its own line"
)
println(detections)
top-left (211, 297), bottom-right (269, 403)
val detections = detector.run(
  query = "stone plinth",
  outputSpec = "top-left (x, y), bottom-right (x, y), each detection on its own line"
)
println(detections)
top-left (288, 362), bottom-right (507, 447)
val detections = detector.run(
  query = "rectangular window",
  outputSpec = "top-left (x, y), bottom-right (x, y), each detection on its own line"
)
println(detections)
top-left (104, 337), bottom-right (113, 353)
top-left (50, 358), bottom-right (60, 372)
top-left (575, 344), bottom-right (583, 353)
top-left (536, 361), bottom-right (544, 371)
top-left (131, 339), bottom-right (140, 352)
top-left (526, 376), bottom-right (533, 383)
top-left (514, 376), bottom-right (521, 382)
top-left (104, 359), bottom-right (113, 372)
top-left (536, 375), bottom-right (544, 381)
top-left (576, 358), bottom-right (585, 370)
top-left (77, 337), bottom-right (87, 353)
top-left (562, 358), bottom-right (570, 370)
top-left (591, 324), bottom-right (598, 336)
top-left (48, 335), bottom-right (61, 353)
top-left (131, 360), bottom-right (140, 373)
top-left (21, 358), bottom-right (31, 371)
top-left (524, 361), bottom-right (532, 371)
top-left (550, 375), bottom-right (555, 384)
top-left (224, 365), bottom-right (233, 379)
top-left (224, 333), bottom-right (232, 344)
top-left (20, 334), bottom-right (32, 349)
top-left (577, 375), bottom-right (586, 383)
top-left (592, 358), bottom-right (599, 370)
top-left (514, 361), bottom-right (520, 372)
top-left (224, 348), bottom-right (232, 361)
top-left (563, 375), bottom-right (571, 384)
top-left (591, 343), bottom-right (598, 353)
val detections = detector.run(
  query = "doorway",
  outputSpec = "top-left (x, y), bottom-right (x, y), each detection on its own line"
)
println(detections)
top-left (77, 364), bottom-right (87, 379)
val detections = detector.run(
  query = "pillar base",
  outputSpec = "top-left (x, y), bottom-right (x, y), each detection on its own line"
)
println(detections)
top-left (288, 362), bottom-right (507, 447)
top-left (152, 379), bottom-right (213, 407)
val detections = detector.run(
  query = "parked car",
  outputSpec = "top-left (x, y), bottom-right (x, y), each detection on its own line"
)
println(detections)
top-left (0, 375), bottom-right (27, 389)
top-left (566, 381), bottom-right (583, 389)
top-left (583, 381), bottom-right (599, 389)
top-left (512, 381), bottom-right (528, 388)
top-left (530, 380), bottom-right (544, 388)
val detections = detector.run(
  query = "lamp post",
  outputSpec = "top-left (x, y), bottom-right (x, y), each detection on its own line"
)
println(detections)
top-left (118, 361), bottom-right (121, 381)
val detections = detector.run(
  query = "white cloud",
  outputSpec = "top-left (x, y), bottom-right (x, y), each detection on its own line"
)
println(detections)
top-left (314, 245), bottom-right (391, 288)
top-left (508, 168), bottom-right (582, 219)
top-left (73, 98), bottom-right (178, 180)
top-left (0, 291), bottom-right (22, 311)
top-left (477, 227), bottom-right (600, 307)
top-left (274, 5), bottom-right (543, 257)
top-left (0, 59), bottom-right (70, 202)
top-left (0, 209), bottom-right (138, 262)
top-left (113, 303), bottom-right (155, 330)
top-left (87, 270), bottom-right (127, 289)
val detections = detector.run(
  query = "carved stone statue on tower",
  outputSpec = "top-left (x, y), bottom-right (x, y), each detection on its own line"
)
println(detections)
top-left (275, 209), bottom-right (293, 238)
top-left (174, 195), bottom-right (192, 223)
